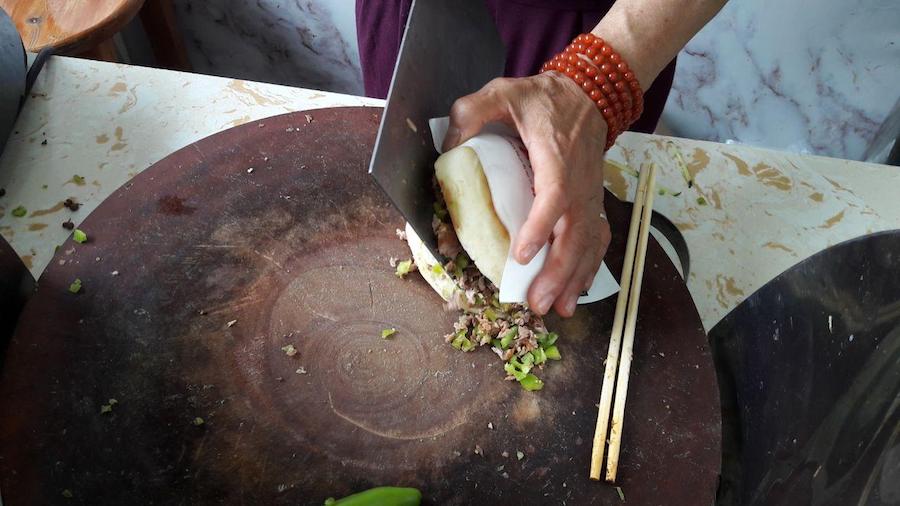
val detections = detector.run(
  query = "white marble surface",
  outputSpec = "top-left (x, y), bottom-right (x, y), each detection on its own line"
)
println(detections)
top-left (662, 0), bottom-right (900, 162)
top-left (2, 56), bottom-right (899, 331)
top-left (172, 0), bottom-right (363, 94)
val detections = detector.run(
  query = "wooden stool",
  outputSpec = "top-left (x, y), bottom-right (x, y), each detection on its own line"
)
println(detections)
top-left (0, 0), bottom-right (190, 69)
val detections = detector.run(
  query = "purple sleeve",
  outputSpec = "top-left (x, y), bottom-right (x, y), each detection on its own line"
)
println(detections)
top-left (356, 0), bottom-right (674, 134)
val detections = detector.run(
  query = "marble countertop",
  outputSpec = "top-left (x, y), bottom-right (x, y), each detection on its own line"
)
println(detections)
top-left (1, 56), bottom-right (898, 331)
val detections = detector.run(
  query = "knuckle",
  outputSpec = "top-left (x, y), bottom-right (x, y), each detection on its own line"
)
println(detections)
top-left (449, 96), bottom-right (475, 119)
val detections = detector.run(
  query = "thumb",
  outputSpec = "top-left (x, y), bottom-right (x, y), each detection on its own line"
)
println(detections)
top-left (443, 79), bottom-right (513, 152)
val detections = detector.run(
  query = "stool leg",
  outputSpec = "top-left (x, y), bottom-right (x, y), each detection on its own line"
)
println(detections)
top-left (139, 0), bottom-right (192, 71)
top-left (79, 39), bottom-right (119, 62)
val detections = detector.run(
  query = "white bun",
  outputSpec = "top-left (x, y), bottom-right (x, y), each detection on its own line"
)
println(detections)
top-left (434, 146), bottom-right (509, 287)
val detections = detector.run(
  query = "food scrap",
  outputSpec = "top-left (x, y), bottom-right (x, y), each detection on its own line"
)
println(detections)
top-left (295, 367), bottom-right (307, 375)
top-left (616, 486), bottom-right (626, 502)
top-left (192, 417), bottom-right (205, 426)
top-left (68, 278), bottom-right (82, 294)
top-left (11, 205), bottom-right (27, 217)
top-left (100, 399), bottom-right (117, 414)
top-left (394, 259), bottom-right (416, 278)
top-left (281, 344), bottom-right (298, 357)
top-left (73, 229), bottom-right (88, 243)
top-left (73, 175), bottom-right (85, 185)
top-left (516, 450), bottom-right (525, 461)
top-left (63, 198), bottom-right (81, 211)
top-left (381, 328), bottom-right (397, 339)
top-left (697, 197), bottom-right (708, 206)
top-left (62, 219), bottom-right (74, 230)
top-left (226, 319), bottom-right (237, 328)
top-left (62, 489), bottom-right (73, 499)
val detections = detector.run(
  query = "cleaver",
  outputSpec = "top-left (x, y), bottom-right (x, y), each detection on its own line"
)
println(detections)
top-left (368, 0), bottom-right (506, 260)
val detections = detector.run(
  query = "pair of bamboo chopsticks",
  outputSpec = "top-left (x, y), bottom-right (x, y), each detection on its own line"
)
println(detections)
top-left (590, 163), bottom-right (658, 483)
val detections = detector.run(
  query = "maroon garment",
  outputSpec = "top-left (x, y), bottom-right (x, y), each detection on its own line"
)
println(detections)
top-left (355, 0), bottom-right (675, 134)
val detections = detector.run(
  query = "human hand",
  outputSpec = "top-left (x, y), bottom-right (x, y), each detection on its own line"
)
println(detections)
top-left (443, 71), bottom-right (611, 317)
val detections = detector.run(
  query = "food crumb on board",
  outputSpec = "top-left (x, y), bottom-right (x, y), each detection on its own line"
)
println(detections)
top-left (305, 114), bottom-right (313, 123)
top-left (381, 328), bottom-right (397, 339)
top-left (295, 367), bottom-right (307, 375)
top-left (487, 422), bottom-right (493, 430)
top-left (68, 278), bottom-right (82, 294)
top-left (395, 228), bottom-right (407, 241)
top-left (496, 465), bottom-right (504, 472)
top-left (281, 344), bottom-right (298, 357)
top-left (100, 399), bottom-right (117, 414)
top-left (246, 167), bottom-right (254, 174)
top-left (405, 117), bottom-right (417, 133)
top-left (95, 257), bottom-right (101, 262)
top-left (501, 472), bottom-right (509, 479)
top-left (516, 450), bottom-right (525, 460)
top-left (501, 451), bottom-right (509, 458)
top-left (73, 229), bottom-right (88, 243)
top-left (11, 205), bottom-right (26, 217)
top-left (389, 256), bottom-right (398, 268)
top-left (62, 489), bottom-right (73, 499)
top-left (111, 270), bottom-right (119, 276)
top-left (192, 417), bottom-right (205, 426)
top-left (394, 259), bottom-right (416, 278)
top-left (615, 486), bottom-right (626, 502)
top-left (226, 319), bottom-right (238, 328)
top-left (474, 445), bottom-right (483, 456)
top-left (63, 198), bottom-right (80, 211)
top-left (62, 219), bottom-right (74, 230)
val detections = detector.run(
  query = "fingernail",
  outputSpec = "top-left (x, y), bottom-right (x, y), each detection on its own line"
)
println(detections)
top-left (443, 126), bottom-right (460, 151)
top-left (517, 243), bottom-right (539, 264)
top-left (564, 296), bottom-right (577, 316)
top-left (535, 291), bottom-right (554, 315)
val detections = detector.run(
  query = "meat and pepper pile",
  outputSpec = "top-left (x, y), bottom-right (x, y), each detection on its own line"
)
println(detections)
top-left (397, 187), bottom-right (562, 392)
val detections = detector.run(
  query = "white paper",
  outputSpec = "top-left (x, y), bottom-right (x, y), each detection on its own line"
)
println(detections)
top-left (429, 117), bottom-right (619, 304)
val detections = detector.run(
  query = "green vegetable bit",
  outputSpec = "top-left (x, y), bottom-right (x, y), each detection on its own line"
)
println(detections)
top-left (192, 417), bottom-right (205, 426)
top-left (395, 259), bottom-right (415, 278)
top-left (430, 264), bottom-right (443, 274)
top-left (62, 489), bottom-right (73, 499)
top-left (532, 347), bottom-right (547, 365)
top-left (73, 229), bottom-right (88, 243)
top-left (483, 307), bottom-right (498, 322)
top-left (519, 373), bottom-right (544, 391)
top-left (381, 328), bottom-right (397, 339)
top-left (451, 334), bottom-right (475, 352)
top-left (433, 201), bottom-right (448, 220)
top-left (11, 205), bottom-right (27, 217)
top-left (537, 332), bottom-right (558, 348)
top-left (73, 175), bottom-right (85, 185)
top-left (100, 404), bottom-right (112, 414)
top-left (516, 450), bottom-right (525, 461)
top-left (616, 486), bottom-right (626, 502)
top-left (697, 197), bottom-right (708, 206)
top-left (504, 357), bottom-right (532, 382)
top-left (544, 345), bottom-right (562, 361)
top-left (68, 278), bottom-right (82, 294)
top-left (499, 327), bottom-right (518, 349)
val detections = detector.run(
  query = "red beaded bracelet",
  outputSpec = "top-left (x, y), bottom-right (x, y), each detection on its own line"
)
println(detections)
top-left (540, 33), bottom-right (644, 150)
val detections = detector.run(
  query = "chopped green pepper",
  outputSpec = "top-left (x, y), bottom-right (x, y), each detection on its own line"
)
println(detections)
top-left (537, 332), bottom-right (558, 348)
top-left (451, 334), bottom-right (475, 352)
top-left (430, 264), bottom-right (443, 274)
top-left (697, 196), bottom-right (707, 206)
top-left (433, 201), bottom-right (448, 220)
top-left (193, 417), bottom-right (205, 426)
top-left (544, 345), bottom-right (561, 361)
top-left (483, 307), bottom-right (498, 322)
top-left (520, 374), bottom-right (544, 391)
top-left (73, 229), bottom-right (88, 243)
top-left (395, 259), bottom-right (414, 278)
top-left (504, 361), bottom-right (527, 382)
top-left (68, 278), bottom-right (82, 294)
top-left (381, 328), bottom-right (397, 339)
top-left (11, 205), bottom-right (26, 217)
top-left (521, 352), bottom-right (534, 366)
top-left (532, 347), bottom-right (547, 365)
top-left (491, 339), bottom-right (502, 349)
top-left (499, 327), bottom-right (518, 349)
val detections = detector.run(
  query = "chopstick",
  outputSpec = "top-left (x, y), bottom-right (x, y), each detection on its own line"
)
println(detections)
top-left (589, 163), bottom-right (658, 482)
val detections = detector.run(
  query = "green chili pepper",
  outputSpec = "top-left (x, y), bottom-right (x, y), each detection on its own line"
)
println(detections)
top-left (324, 486), bottom-right (422, 506)
top-left (538, 332), bottom-right (558, 348)
top-left (520, 374), bottom-right (544, 391)
top-left (504, 361), bottom-right (527, 381)
top-left (532, 347), bottom-right (547, 365)
top-left (544, 345), bottom-right (561, 361)
top-left (499, 327), bottom-right (518, 349)
top-left (521, 352), bottom-right (534, 366)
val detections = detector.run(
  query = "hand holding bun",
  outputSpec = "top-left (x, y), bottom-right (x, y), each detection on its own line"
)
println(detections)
top-left (442, 73), bottom-right (611, 317)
